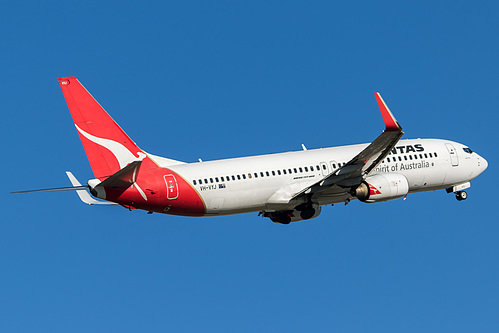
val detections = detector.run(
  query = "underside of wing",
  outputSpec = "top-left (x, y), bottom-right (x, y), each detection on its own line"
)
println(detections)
top-left (292, 92), bottom-right (404, 201)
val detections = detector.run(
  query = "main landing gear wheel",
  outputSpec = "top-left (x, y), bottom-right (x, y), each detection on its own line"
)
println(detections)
top-left (455, 191), bottom-right (468, 201)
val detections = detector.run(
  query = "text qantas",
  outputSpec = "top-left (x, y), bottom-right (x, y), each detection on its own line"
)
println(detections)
top-left (389, 144), bottom-right (424, 155)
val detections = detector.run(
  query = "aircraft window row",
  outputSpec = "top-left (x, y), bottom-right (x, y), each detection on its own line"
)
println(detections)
top-left (331, 162), bottom-right (347, 169)
top-left (383, 152), bottom-right (438, 163)
top-left (192, 163), bottom-right (326, 186)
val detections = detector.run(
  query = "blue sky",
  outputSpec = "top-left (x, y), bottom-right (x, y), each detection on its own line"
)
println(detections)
top-left (1, 1), bottom-right (498, 332)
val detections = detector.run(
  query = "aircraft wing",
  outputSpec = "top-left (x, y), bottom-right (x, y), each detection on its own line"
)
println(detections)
top-left (292, 93), bottom-right (404, 200)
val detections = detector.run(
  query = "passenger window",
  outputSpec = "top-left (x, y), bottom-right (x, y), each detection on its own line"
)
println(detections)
top-left (424, 153), bottom-right (428, 158)
top-left (414, 155), bottom-right (417, 160)
top-left (215, 177), bottom-right (219, 182)
top-left (226, 176), bottom-right (230, 182)
top-left (299, 167), bottom-right (303, 172)
top-left (429, 153), bottom-right (433, 158)
top-left (260, 172), bottom-right (264, 177)
top-left (272, 171), bottom-right (275, 176)
top-left (283, 169), bottom-right (287, 175)
top-left (242, 174), bottom-right (246, 179)
top-left (193, 180), bottom-right (197, 185)
top-left (204, 179), bottom-right (208, 184)
top-left (419, 154), bottom-right (423, 159)
top-left (398, 156), bottom-right (402, 161)
top-left (404, 156), bottom-right (407, 161)
top-left (277, 170), bottom-right (281, 175)
top-left (266, 171), bottom-right (270, 176)
top-left (387, 157), bottom-right (390, 162)
top-left (316, 165), bottom-right (320, 170)
top-left (232, 175), bottom-right (236, 181)
top-left (304, 167), bottom-right (308, 172)
top-left (248, 173), bottom-right (252, 179)
top-left (310, 166), bottom-right (314, 171)
top-left (221, 176), bottom-right (225, 181)
top-left (237, 175), bottom-right (241, 180)
top-left (294, 168), bottom-right (298, 173)
top-left (434, 152), bottom-right (438, 157)
top-left (322, 165), bottom-right (326, 170)
top-left (254, 173), bottom-right (258, 178)
top-left (210, 178), bottom-right (214, 183)
top-left (409, 155), bottom-right (412, 160)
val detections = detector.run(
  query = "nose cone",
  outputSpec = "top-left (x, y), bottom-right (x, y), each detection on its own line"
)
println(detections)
top-left (477, 154), bottom-right (488, 175)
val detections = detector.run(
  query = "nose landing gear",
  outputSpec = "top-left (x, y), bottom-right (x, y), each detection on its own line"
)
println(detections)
top-left (455, 191), bottom-right (467, 201)
top-left (446, 183), bottom-right (470, 201)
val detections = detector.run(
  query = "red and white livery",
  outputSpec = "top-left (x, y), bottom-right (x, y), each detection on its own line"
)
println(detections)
top-left (15, 77), bottom-right (488, 224)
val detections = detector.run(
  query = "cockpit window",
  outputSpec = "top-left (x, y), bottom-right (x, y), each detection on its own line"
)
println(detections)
top-left (463, 147), bottom-right (473, 154)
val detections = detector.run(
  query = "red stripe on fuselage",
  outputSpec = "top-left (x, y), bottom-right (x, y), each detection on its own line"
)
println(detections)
top-left (103, 158), bottom-right (206, 216)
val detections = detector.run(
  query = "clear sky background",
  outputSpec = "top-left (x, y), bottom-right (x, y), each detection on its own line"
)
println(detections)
top-left (1, 1), bottom-right (498, 332)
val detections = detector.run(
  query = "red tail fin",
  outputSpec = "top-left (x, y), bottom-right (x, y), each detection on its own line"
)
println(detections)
top-left (58, 77), bottom-right (145, 180)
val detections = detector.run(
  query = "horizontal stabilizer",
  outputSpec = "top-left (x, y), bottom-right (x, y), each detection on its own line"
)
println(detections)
top-left (11, 185), bottom-right (89, 194)
top-left (66, 171), bottom-right (117, 205)
top-left (98, 160), bottom-right (142, 189)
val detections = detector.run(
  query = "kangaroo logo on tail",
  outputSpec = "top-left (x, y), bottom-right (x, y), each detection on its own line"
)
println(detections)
top-left (75, 124), bottom-right (146, 169)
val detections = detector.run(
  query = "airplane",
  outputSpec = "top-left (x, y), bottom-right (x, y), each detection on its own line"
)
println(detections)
top-left (13, 77), bottom-right (488, 224)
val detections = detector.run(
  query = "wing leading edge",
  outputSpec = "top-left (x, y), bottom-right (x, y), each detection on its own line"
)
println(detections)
top-left (292, 93), bottom-right (404, 200)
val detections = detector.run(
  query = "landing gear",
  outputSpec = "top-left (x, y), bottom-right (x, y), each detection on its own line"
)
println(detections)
top-left (263, 211), bottom-right (292, 224)
top-left (273, 213), bottom-right (291, 224)
top-left (455, 191), bottom-right (468, 201)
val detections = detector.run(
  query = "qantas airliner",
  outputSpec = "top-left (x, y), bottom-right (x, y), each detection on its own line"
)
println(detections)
top-left (14, 77), bottom-right (488, 223)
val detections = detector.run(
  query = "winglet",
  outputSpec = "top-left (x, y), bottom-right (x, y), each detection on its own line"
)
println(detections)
top-left (374, 93), bottom-right (401, 132)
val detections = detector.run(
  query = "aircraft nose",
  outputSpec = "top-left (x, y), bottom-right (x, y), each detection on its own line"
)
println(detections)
top-left (477, 154), bottom-right (488, 174)
top-left (482, 156), bottom-right (488, 171)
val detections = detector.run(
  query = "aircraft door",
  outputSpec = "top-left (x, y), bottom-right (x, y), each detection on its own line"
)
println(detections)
top-left (445, 143), bottom-right (459, 166)
top-left (320, 162), bottom-right (328, 176)
top-left (164, 174), bottom-right (179, 200)
top-left (330, 160), bottom-right (338, 173)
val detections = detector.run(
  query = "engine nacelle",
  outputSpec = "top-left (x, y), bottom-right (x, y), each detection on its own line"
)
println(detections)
top-left (264, 204), bottom-right (321, 224)
top-left (353, 173), bottom-right (409, 203)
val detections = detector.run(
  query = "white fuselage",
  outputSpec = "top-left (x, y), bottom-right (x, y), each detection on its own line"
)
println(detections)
top-left (161, 138), bottom-right (487, 215)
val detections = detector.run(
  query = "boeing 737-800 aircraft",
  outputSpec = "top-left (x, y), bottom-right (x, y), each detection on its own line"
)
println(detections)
top-left (15, 77), bottom-right (488, 224)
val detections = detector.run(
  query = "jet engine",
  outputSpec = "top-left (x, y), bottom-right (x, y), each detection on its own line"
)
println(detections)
top-left (263, 203), bottom-right (321, 224)
top-left (352, 173), bottom-right (409, 203)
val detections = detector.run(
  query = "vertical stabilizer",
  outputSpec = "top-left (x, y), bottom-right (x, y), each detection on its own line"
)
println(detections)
top-left (58, 77), bottom-right (146, 179)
